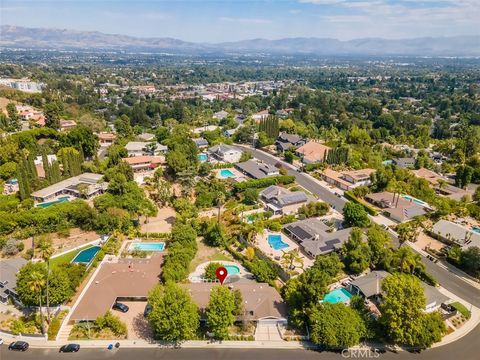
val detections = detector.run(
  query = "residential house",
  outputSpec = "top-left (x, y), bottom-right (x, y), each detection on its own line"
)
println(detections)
top-left (70, 255), bottom-right (163, 321)
top-left (0, 258), bottom-right (28, 305)
top-left (235, 159), bottom-right (279, 179)
top-left (125, 141), bottom-right (164, 157)
top-left (31, 173), bottom-right (107, 204)
top-left (284, 218), bottom-right (352, 257)
top-left (275, 108), bottom-right (294, 118)
top-left (213, 110), bottom-right (229, 120)
top-left (348, 271), bottom-right (449, 313)
top-left (183, 282), bottom-right (287, 326)
top-left (393, 157), bottom-right (415, 169)
top-left (97, 132), bottom-right (116, 147)
top-left (412, 168), bottom-right (472, 201)
top-left (365, 191), bottom-right (429, 223)
top-left (224, 128), bottom-right (238, 137)
top-left (208, 144), bottom-right (243, 163)
top-left (322, 168), bottom-right (374, 191)
top-left (193, 125), bottom-right (220, 134)
top-left (275, 132), bottom-right (305, 152)
top-left (59, 119), bottom-right (77, 131)
top-left (430, 219), bottom-right (480, 249)
top-left (260, 185), bottom-right (311, 215)
top-left (193, 137), bottom-right (209, 149)
top-left (122, 156), bottom-right (164, 172)
top-left (296, 141), bottom-right (331, 164)
top-left (252, 109), bottom-right (269, 122)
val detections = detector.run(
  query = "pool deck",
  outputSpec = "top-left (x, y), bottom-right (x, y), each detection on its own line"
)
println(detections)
top-left (256, 231), bottom-right (314, 272)
top-left (188, 260), bottom-right (250, 283)
top-left (214, 168), bottom-right (247, 181)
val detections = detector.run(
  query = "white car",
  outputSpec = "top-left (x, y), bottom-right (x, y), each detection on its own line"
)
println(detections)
top-left (0, 338), bottom-right (3, 345)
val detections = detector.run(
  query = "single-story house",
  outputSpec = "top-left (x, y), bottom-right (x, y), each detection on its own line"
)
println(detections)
top-left (208, 144), bottom-right (243, 163)
top-left (235, 159), bottom-right (279, 179)
top-left (59, 119), bottom-right (77, 131)
top-left (296, 141), bottom-right (331, 164)
top-left (412, 168), bottom-right (443, 186)
top-left (194, 137), bottom-right (209, 148)
top-left (0, 258), bottom-right (28, 305)
top-left (275, 132), bottom-right (305, 152)
top-left (430, 219), bottom-right (480, 249)
top-left (412, 168), bottom-right (471, 201)
top-left (183, 282), bottom-right (287, 325)
top-left (31, 173), bottom-right (106, 203)
top-left (122, 156), bottom-right (164, 172)
top-left (137, 132), bottom-right (156, 142)
top-left (213, 110), bottom-right (229, 120)
top-left (349, 271), bottom-right (450, 313)
top-left (365, 191), bottom-right (429, 223)
top-left (193, 125), bottom-right (220, 134)
top-left (322, 168), bottom-right (374, 191)
top-left (125, 141), bottom-right (164, 157)
top-left (70, 255), bottom-right (164, 321)
top-left (260, 185), bottom-right (311, 215)
top-left (97, 132), bottom-right (116, 146)
top-left (224, 128), bottom-right (238, 137)
top-left (252, 110), bottom-right (269, 122)
top-left (284, 218), bottom-right (352, 257)
top-left (393, 157), bottom-right (415, 169)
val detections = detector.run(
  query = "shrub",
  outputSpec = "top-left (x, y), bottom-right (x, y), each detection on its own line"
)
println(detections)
top-left (233, 175), bottom-right (295, 192)
top-left (451, 302), bottom-right (471, 319)
top-left (204, 262), bottom-right (223, 281)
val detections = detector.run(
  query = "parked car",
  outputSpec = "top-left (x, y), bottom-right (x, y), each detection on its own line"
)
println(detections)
top-left (8, 341), bottom-right (29, 351)
top-left (143, 303), bottom-right (152, 318)
top-left (0, 338), bottom-right (3, 345)
top-left (59, 344), bottom-right (80, 353)
top-left (112, 302), bottom-right (129, 313)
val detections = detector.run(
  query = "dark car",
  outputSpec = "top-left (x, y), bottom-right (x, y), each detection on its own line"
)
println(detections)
top-left (59, 344), bottom-right (80, 353)
top-left (112, 302), bottom-right (129, 313)
top-left (143, 303), bottom-right (152, 318)
top-left (8, 341), bottom-right (29, 351)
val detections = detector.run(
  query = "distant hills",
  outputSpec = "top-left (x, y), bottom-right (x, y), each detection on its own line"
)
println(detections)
top-left (2, 25), bottom-right (480, 56)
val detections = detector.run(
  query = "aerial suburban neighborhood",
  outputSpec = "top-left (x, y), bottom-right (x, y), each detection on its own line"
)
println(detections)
top-left (0, 1), bottom-right (480, 359)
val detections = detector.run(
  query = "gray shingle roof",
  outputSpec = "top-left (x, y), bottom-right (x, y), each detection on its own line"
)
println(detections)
top-left (0, 258), bottom-right (28, 291)
top-left (431, 219), bottom-right (480, 249)
top-left (235, 160), bottom-right (279, 179)
top-left (349, 271), bottom-right (390, 298)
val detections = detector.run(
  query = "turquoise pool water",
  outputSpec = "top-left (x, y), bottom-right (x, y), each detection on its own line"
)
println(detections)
top-left (472, 226), bottom-right (480, 234)
top-left (198, 154), bottom-right (208, 162)
top-left (268, 234), bottom-right (289, 251)
top-left (130, 242), bottom-right (166, 251)
top-left (224, 265), bottom-right (240, 276)
top-left (36, 196), bottom-right (69, 208)
top-left (401, 195), bottom-right (426, 206)
top-left (220, 169), bottom-right (235, 178)
top-left (323, 288), bottom-right (353, 304)
top-left (71, 246), bottom-right (101, 264)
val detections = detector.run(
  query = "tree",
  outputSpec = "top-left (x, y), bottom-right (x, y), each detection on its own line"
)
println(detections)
top-left (28, 271), bottom-right (46, 334)
top-left (247, 258), bottom-right (277, 283)
top-left (206, 286), bottom-right (236, 339)
top-left (148, 283), bottom-right (199, 342)
top-left (298, 202), bottom-right (330, 218)
top-left (38, 237), bottom-right (54, 322)
top-left (460, 246), bottom-right (480, 277)
top-left (366, 226), bottom-right (391, 268)
top-left (63, 125), bottom-right (99, 158)
top-left (380, 274), bottom-right (445, 348)
top-left (342, 228), bottom-right (370, 274)
top-left (204, 222), bottom-right (227, 247)
top-left (114, 115), bottom-right (133, 138)
top-left (342, 202), bottom-right (369, 227)
top-left (6, 102), bottom-right (20, 131)
top-left (308, 303), bottom-right (366, 349)
top-left (281, 249), bottom-right (304, 271)
top-left (242, 188), bottom-right (259, 205)
top-left (44, 100), bottom-right (63, 129)
top-left (203, 262), bottom-right (223, 281)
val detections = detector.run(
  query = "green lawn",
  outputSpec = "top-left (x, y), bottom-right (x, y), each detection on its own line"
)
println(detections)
top-left (451, 302), bottom-right (471, 319)
top-left (50, 245), bottom-right (91, 267)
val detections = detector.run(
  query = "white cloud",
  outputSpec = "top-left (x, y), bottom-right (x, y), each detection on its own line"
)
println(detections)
top-left (219, 17), bottom-right (272, 25)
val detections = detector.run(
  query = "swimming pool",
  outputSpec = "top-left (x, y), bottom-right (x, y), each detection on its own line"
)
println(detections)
top-left (472, 226), bottom-right (480, 234)
top-left (36, 196), bottom-right (70, 208)
top-left (323, 288), bottom-right (353, 304)
top-left (220, 169), bottom-right (235, 178)
top-left (198, 154), bottom-right (208, 162)
top-left (224, 265), bottom-right (240, 276)
top-left (401, 195), bottom-right (427, 206)
top-left (129, 242), bottom-right (166, 251)
top-left (267, 234), bottom-right (290, 251)
top-left (71, 246), bottom-right (101, 265)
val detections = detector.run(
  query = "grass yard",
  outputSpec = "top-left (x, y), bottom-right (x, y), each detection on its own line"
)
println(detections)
top-left (49, 245), bottom-right (91, 267)
top-left (451, 302), bottom-right (471, 319)
top-left (189, 237), bottom-right (232, 273)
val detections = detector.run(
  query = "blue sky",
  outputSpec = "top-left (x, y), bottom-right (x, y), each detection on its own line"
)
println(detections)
top-left (1, 0), bottom-right (478, 42)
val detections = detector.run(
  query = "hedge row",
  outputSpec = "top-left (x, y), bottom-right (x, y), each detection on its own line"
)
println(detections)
top-left (233, 175), bottom-right (295, 192)
top-left (343, 191), bottom-right (378, 216)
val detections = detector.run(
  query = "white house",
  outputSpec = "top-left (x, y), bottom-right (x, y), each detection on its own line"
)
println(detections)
top-left (208, 144), bottom-right (242, 163)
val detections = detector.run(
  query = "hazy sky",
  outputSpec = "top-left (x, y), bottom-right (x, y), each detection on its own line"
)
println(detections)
top-left (1, 0), bottom-right (479, 42)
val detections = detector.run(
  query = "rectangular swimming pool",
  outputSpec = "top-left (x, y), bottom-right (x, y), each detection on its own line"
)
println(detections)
top-left (198, 154), bottom-right (208, 162)
top-left (220, 169), bottom-right (235, 178)
top-left (71, 246), bottom-right (101, 264)
top-left (267, 234), bottom-right (289, 251)
top-left (36, 196), bottom-right (70, 208)
top-left (323, 288), bottom-right (353, 304)
top-left (129, 242), bottom-right (166, 251)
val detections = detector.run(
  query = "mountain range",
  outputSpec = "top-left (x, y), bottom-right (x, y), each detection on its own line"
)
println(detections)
top-left (1, 25), bottom-right (480, 56)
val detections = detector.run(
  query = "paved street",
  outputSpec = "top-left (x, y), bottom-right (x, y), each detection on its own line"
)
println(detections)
top-left (2, 322), bottom-right (480, 360)
top-left (235, 145), bottom-right (480, 307)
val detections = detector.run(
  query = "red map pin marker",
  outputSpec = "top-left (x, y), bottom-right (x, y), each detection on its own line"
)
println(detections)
top-left (215, 266), bottom-right (228, 285)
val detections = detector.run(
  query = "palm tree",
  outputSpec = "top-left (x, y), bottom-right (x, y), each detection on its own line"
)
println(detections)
top-left (28, 271), bottom-right (46, 334)
top-left (392, 247), bottom-right (421, 274)
top-left (281, 249), bottom-right (304, 271)
top-left (38, 238), bottom-right (53, 322)
top-left (216, 193), bottom-right (226, 224)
